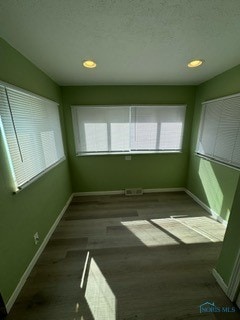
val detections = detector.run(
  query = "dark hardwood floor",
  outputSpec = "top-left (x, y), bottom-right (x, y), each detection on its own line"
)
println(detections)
top-left (6, 192), bottom-right (240, 320)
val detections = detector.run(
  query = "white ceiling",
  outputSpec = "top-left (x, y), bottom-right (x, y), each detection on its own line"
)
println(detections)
top-left (1, 0), bottom-right (240, 86)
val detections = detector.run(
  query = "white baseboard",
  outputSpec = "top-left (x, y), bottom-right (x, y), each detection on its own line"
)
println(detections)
top-left (184, 189), bottom-right (227, 226)
top-left (74, 190), bottom-right (124, 196)
top-left (212, 268), bottom-right (228, 294)
top-left (74, 187), bottom-right (185, 197)
top-left (6, 194), bottom-right (73, 313)
top-left (144, 187), bottom-right (185, 193)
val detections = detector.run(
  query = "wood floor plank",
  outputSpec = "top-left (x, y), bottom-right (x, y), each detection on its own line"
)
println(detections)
top-left (64, 208), bottom-right (139, 220)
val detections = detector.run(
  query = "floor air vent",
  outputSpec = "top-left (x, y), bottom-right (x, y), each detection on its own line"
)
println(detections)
top-left (125, 188), bottom-right (143, 196)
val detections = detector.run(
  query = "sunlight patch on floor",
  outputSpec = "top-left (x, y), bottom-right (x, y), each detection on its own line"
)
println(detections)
top-left (84, 258), bottom-right (116, 320)
top-left (152, 215), bottom-right (225, 243)
top-left (121, 220), bottom-right (179, 246)
top-left (171, 215), bottom-right (225, 242)
top-left (121, 215), bottom-right (225, 246)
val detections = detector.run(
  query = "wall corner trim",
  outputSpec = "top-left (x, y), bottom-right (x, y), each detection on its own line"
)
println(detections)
top-left (227, 247), bottom-right (240, 301)
top-left (212, 268), bottom-right (228, 294)
top-left (184, 189), bottom-right (228, 226)
top-left (6, 193), bottom-right (73, 313)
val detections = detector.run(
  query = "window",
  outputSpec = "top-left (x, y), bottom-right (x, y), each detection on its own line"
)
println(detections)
top-left (196, 93), bottom-right (240, 169)
top-left (72, 105), bottom-right (186, 155)
top-left (0, 84), bottom-right (65, 191)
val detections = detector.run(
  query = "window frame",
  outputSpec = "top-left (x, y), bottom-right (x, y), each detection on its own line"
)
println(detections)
top-left (71, 104), bottom-right (187, 156)
top-left (196, 92), bottom-right (240, 171)
top-left (0, 80), bottom-right (66, 192)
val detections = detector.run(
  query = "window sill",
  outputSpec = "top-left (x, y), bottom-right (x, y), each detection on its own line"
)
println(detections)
top-left (195, 152), bottom-right (240, 171)
top-left (76, 151), bottom-right (183, 156)
top-left (13, 157), bottom-right (66, 194)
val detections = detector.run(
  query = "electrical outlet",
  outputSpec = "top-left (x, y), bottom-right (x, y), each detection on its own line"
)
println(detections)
top-left (34, 232), bottom-right (39, 245)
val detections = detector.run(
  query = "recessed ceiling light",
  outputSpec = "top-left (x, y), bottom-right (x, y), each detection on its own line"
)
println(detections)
top-left (187, 59), bottom-right (204, 68)
top-left (83, 60), bottom-right (97, 68)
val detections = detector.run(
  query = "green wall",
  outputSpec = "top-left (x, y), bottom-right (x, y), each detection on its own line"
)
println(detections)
top-left (187, 65), bottom-right (240, 221)
top-left (0, 38), bottom-right (72, 304)
top-left (187, 64), bottom-right (240, 285)
top-left (62, 85), bottom-right (196, 192)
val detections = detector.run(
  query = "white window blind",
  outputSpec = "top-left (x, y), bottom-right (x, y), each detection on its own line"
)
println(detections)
top-left (72, 106), bottom-right (130, 153)
top-left (197, 93), bottom-right (240, 169)
top-left (0, 85), bottom-right (65, 190)
top-left (131, 106), bottom-right (185, 151)
top-left (72, 105), bottom-right (186, 155)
